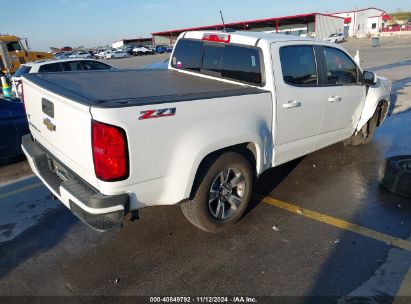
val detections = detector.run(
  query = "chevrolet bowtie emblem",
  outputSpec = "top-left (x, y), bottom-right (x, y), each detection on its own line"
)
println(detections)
top-left (43, 118), bottom-right (56, 132)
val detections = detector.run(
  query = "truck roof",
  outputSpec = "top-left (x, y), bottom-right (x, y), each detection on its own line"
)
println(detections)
top-left (23, 69), bottom-right (267, 108)
top-left (183, 30), bottom-right (316, 46)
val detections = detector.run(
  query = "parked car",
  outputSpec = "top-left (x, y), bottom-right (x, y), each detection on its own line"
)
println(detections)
top-left (21, 31), bottom-right (390, 233)
top-left (0, 98), bottom-right (29, 160)
top-left (107, 50), bottom-right (129, 59)
top-left (54, 52), bottom-right (73, 59)
top-left (124, 46), bottom-right (134, 54)
top-left (132, 46), bottom-right (152, 56)
top-left (69, 51), bottom-right (92, 59)
top-left (326, 33), bottom-right (345, 43)
top-left (95, 50), bottom-right (109, 59)
top-left (12, 59), bottom-right (115, 94)
top-left (53, 52), bottom-right (65, 58)
top-left (87, 51), bottom-right (96, 58)
top-left (155, 45), bottom-right (169, 54)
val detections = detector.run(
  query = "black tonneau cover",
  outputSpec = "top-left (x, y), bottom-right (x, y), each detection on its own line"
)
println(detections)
top-left (23, 69), bottom-right (267, 108)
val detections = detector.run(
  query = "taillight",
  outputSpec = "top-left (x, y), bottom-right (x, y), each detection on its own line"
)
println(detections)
top-left (92, 120), bottom-right (128, 181)
top-left (202, 33), bottom-right (231, 43)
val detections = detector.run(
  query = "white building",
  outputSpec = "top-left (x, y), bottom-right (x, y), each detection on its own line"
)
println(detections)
top-left (111, 38), bottom-right (153, 49)
top-left (332, 7), bottom-right (391, 38)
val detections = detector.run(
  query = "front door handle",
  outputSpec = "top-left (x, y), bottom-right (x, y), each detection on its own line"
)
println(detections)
top-left (328, 96), bottom-right (342, 102)
top-left (283, 100), bottom-right (302, 108)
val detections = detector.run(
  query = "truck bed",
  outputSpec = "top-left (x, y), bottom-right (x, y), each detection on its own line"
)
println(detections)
top-left (23, 69), bottom-right (266, 108)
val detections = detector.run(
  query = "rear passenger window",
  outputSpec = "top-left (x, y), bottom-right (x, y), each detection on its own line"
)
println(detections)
top-left (222, 45), bottom-right (262, 85)
top-left (171, 39), bottom-right (203, 71)
top-left (38, 63), bottom-right (63, 73)
top-left (280, 46), bottom-right (317, 86)
top-left (323, 47), bottom-right (358, 85)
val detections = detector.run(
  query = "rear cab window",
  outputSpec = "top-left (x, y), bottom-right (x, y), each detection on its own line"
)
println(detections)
top-left (60, 61), bottom-right (84, 71)
top-left (82, 61), bottom-right (112, 70)
top-left (201, 45), bottom-right (224, 76)
top-left (38, 63), bottom-right (63, 73)
top-left (171, 39), bottom-right (202, 72)
top-left (171, 38), bottom-right (264, 86)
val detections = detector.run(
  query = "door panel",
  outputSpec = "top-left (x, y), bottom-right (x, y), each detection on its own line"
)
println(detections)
top-left (318, 46), bottom-right (366, 146)
top-left (320, 86), bottom-right (365, 134)
top-left (272, 43), bottom-right (327, 164)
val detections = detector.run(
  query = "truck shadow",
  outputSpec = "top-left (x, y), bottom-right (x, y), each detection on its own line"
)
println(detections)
top-left (249, 158), bottom-right (302, 212)
top-left (0, 207), bottom-right (77, 279)
top-left (370, 60), bottom-right (411, 72)
top-left (0, 155), bottom-right (26, 167)
top-left (388, 76), bottom-right (411, 116)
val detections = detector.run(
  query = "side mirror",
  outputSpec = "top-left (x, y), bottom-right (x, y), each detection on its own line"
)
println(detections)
top-left (362, 71), bottom-right (376, 86)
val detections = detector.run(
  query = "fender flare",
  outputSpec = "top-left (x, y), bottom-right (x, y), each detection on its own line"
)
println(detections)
top-left (356, 77), bottom-right (391, 132)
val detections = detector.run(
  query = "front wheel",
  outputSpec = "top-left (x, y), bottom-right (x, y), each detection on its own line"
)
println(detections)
top-left (344, 110), bottom-right (378, 146)
top-left (181, 151), bottom-right (254, 233)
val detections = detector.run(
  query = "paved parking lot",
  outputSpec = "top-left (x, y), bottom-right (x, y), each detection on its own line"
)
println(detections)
top-left (0, 36), bottom-right (411, 302)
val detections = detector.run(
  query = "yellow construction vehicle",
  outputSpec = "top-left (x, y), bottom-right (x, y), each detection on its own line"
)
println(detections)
top-left (0, 35), bottom-right (53, 76)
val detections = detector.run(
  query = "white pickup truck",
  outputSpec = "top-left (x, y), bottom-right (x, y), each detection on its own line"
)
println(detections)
top-left (21, 31), bottom-right (391, 233)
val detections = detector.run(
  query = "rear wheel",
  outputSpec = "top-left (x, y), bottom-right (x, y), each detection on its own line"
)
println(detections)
top-left (181, 151), bottom-right (253, 233)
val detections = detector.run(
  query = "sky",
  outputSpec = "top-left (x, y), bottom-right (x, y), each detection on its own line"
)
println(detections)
top-left (1, 0), bottom-right (411, 51)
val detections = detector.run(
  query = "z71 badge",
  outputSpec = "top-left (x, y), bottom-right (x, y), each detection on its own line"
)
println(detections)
top-left (139, 108), bottom-right (176, 120)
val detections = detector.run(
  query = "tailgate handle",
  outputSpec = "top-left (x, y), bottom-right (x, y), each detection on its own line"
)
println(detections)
top-left (42, 98), bottom-right (54, 118)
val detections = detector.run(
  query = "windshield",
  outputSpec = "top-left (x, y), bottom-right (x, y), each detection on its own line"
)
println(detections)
top-left (6, 41), bottom-right (23, 52)
top-left (13, 65), bottom-right (32, 77)
top-left (329, 34), bottom-right (337, 37)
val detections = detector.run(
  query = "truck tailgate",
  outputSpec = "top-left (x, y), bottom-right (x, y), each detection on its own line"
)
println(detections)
top-left (22, 77), bottom-right (98, 189)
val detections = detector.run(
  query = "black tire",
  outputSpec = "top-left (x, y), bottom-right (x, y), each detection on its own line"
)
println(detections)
top-left (181, 151), bottom-right (254, 233)
top-left (344, 110), bottom-right (378, 146)
top-left (379, 155), bottom-right (411, 198)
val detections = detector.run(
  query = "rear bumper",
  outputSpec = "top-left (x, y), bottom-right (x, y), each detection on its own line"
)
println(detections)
top-left (21, 134), bottom-right (129, 231)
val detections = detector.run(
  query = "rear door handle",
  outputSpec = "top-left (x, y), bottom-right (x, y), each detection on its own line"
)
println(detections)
top-left (328, 96), bottom-right (342, 102)
top-left (283, 100), bottom-right (301, 108)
